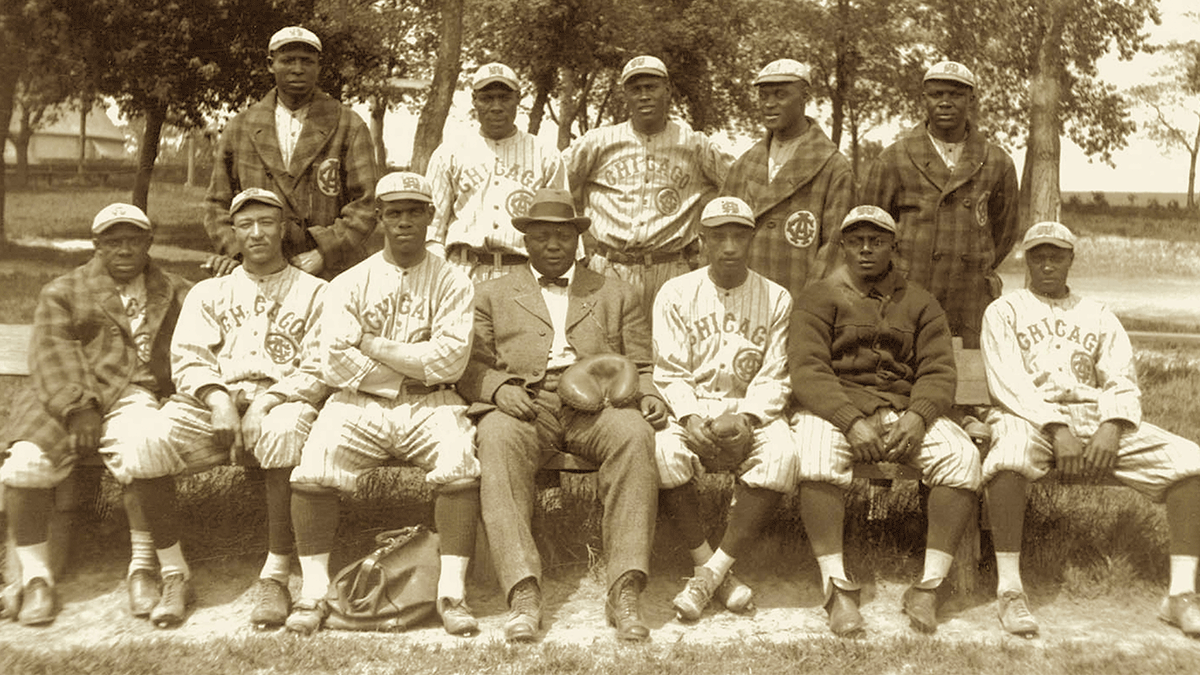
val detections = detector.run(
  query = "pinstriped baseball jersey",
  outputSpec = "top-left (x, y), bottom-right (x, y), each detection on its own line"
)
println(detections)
top-left (564, 120), bottom-right (732, 253)
top-left (171, 265), bottom-right (327, 405)
top-left (320, 251), bottom-right (473, 398)
top-left (427, 130), bottom-right (566, 255)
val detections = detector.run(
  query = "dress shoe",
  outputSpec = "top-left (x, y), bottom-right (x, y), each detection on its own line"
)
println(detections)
top-left (997, 590), bottom-right (1039, 637)
top-left (285, 598), bottom-right (328, 635)
top-left (250, 577), bottom-right (291, 630)
top-left (901, 581), bottom-right (940, 634)
top-left (1160, 592), bottom-right (1200, 637)
top-left (150, 573), bottom-right (194, 629)
top-left (824, 578), bottom-right (865, 637)
top-left (17, 578), bottom-right (58, 626)
top-left (606, 571), bottom-right (650, 641)
top-left (1, 582), bottom-right (21, 621)
top-left (504, 577), bottom-right (542, 643)
top-left (672, 566), bottom-right (718, 621)
top-left (128, 569), bottom-right (161, 618)
top-left (714, 572), bottom-right (755, 614)
top-left (437, 596), bottom-right (479, 637)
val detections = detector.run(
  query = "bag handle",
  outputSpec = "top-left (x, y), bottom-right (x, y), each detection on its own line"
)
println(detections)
top-left (350, 528), bottom-right (417, 600)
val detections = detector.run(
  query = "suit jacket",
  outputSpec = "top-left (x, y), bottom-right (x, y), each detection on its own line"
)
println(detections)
top-left (204, 88), bottom-right (378, 279)
top-left (457, 266), bottom-right (661, 418)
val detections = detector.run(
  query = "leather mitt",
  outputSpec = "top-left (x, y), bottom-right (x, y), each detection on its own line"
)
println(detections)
top-left (706, 412), bottom-right (754, 472)
top-left (557, 354), bottom-right (640, 412)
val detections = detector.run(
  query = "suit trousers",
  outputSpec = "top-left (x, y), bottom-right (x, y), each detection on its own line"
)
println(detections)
top-left (477, 388), bottom-right (657, 597)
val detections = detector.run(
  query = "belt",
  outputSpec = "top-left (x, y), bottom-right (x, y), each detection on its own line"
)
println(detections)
top-left (448, 245), bottom-right (528, 267)
top-left (593, 242), bottom-right (687, 266)
top-left (401, 381), bottom-right (453, 396)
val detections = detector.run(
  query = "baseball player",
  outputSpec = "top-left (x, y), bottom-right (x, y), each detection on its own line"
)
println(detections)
top-left (204, 26), bottom-right (378, 280)
top-left (981, 222), bottom-right (1200, 638)
top-left (426, 62), bottom-right (567, 283)
top-left (0, 204), bottom-right (191, 627)
top-left (860, 61), bottom-right (1019, 349)
top-left (123, 188), bottom-right (327, 630)
top-left (790, 205), bottom-right (982, 636)
top-left (652, 197), bottom-right (796, 621)
top-left (564, 55), bottom-right (733, 313)
top-left (285, 172), bottom-right (481, 637)
top-left (722, 59), bottom-right (854, 300)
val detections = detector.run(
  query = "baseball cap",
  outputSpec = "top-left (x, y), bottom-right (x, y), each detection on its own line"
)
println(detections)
top-left (269, 26), bottom-right (322, 53)
top-left (753, 59), bottom-right (811, 86)
top-left (840, 205), bottom-right (897, 235)
top-left (92, 203), bottom-right (151, 235)
top-left (923, 60), bottom-right (976, 88)
top-left (1022, 221), bottom-right (1076, 250)
top-left (512, 188), bottom-right (591, 233)
top-left (620, 55), bottom-right (668, 85)
top-left (700, 197), bottom-right (756, 229)
top-left (472, 62), bottom-right (519, 91)
top-left (376, 171), bottom-right (433, 203)
top-left (230, 188), bottom-right (284, 215)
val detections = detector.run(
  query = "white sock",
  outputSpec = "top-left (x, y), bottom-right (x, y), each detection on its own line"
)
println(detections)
top-left (703, 549), bottom-right (736, 580)
top-left (1168, 555), bottom-right (1199, 597)
top-left (689, 542), bottom-right (715, 567)
top-left (995, 551), bottom-right (1024, 595)
top-left (817, 553), bottom-right (846, 596)
top-left (156, 543), bottom-right (190, 580)
top-left (128, 530), bottom-right (157, 576)
top-left (15, 543), bottom-right (53, 586)
top-left (438, 555), bottom-right (470, 601)
top-left (921, 549), bottom-right (954, 585)
top-left (259, 552), bottom-right (291, 585)
top-left (297, 553), bottom-right (331, 602)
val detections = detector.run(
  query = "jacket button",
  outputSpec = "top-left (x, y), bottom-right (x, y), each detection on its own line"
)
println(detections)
top-left (963, 198), bottom-right (972, 209)
top-left (765, 219), bottom-right (778, 230)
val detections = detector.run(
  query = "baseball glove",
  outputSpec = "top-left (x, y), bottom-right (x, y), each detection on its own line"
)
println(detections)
top-left (705, 412), bottom-right (754, 472)
top-left (557, 353), bottom-right (641, 412)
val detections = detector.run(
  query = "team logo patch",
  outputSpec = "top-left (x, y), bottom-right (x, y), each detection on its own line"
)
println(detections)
top-left (656, 187), bottom-right (681, 216)
top-left (264, 333), bottom-right (299, 365)
top-left (507, 190), bottom-right (535, 218)
top-left (732, 348), bottom-right (764, 383)
top-left (317, 158), bottom-right (341, 197)
top-left (975, 190), bottom-right (990, 228)
top-left (1070, 351), bottom-right (1096, 385)
top-left (784, 210), bottom-right (817, 248)
top-left (407, 327), bottom-right (432, 343)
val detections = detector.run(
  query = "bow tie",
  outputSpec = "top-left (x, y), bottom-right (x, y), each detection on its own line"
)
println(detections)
top-left (538, 275), bottom-right (569, 288)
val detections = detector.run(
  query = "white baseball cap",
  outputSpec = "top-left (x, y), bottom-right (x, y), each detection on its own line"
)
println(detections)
top-left (230, 188), bottom-right (284, 215)
top-left (620, 55), bottom-right (668, 85)
top-left (1022, 221), bottom-right (1076, 250)
top-left (923, 60), bottom-right (976, 88)
top-left (472, 62), bottom-right (519, 91)
top-left (376, 172), bottom-right (433, 203)
top-left (701, 197), bottom-right (756, 229)
top-left (92, 203), bottom-right (151, 235)
top-left (269, 26), bottom-right (322, 53)
top-left (753, 59), bottom-right (811, 86)
top-left (840, 205), bottom-right (898, 235)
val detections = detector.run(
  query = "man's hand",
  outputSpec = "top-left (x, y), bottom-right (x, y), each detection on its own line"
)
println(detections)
top-left (1082, 420), bottom-right (1124, 477)
top-left (240, 393), bottom-right (284, 463)
top-left (206, 390), bottom-right (245, 462)
top-left (495, 383), bottom-right (537, 422)
top-left (846, 417), bottom-right (886, 463)
top-left (203, 254), bottom-right (240, 277)
top-left (682, 415), bottom-right (721, 459)
top-left (884, 411), bottom-right (927, 462)
top-left (66, 407), bottom-right (103, 457)
top-left (359, 331), bottom-right (380, 359)
top-left (640, 396), bottom-right (668, 430)
top-left (290, 250), bottom-right (325, 276)
top-left (1050, 424), bottom-right (1085, 477)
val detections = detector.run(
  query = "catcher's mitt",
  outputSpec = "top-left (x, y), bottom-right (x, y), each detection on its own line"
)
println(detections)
top-left (557, 353), bottom-right (640, 412)
top-left (705, 412), bottom-right (754, 472)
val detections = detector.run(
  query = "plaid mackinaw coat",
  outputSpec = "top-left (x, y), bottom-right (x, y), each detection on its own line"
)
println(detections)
top-left (861, 122), bottom-right (1020, 348)
top-left (1, 258), bottom-right (192, 466)
top-left (721, 119), bottom-right (855, 301)
top-left (204, 88), bottom-right (378, 280)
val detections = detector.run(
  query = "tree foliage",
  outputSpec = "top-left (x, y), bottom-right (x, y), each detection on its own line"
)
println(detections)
top-left (1130, 40), bottom-right (1200, 209)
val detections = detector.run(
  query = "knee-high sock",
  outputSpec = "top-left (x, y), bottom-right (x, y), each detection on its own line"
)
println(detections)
top-left (6, 487), bottom-right (53, 547)
top-left (127, 476), bottom-right (180, 550)
top-left (718, 485), bottom-right (782, 561)
top-left (799, 482), bottom-right (845, 558)
top-left (924, 486), bottom-right (976, 584)
top-left (291, 488), bottom-right (339, 558)
top-left (434, 485), bottom-right (480, 559)
top-left (1165, 476), bottom-right (1200, 596)
top-left (660, 482), bottom-right (709, 555)
top-left (264, 468), bottom-right (294, 557)
top-left (985, 471), bottom-right (1028, 594)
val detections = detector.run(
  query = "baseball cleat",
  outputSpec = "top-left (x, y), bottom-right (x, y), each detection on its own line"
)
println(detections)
top-left (128, 569), bottom-right (161, 618)
top-left (672, 566), bottom-right (719, 621)
top-left (285, 598), bottom-right (328, 636)
top-left (17, 578), bottom-right (58, 627)
top-left (1160, 593), bottom-right (1200, 637)
top-left (150, 573), bottom-right (194, 629)
top-left (437, 597), bottom-right (479, 637)
top-left (997, 590), bottom-right (1039, 637)
top-left (714, 572), bottom-right (755, 614)
top-left (606, 571), bottom-right (649, 641)
top-left (901, 583), bottom-right (940, 634)
top-left (250, 577), bottom-right (291, 630)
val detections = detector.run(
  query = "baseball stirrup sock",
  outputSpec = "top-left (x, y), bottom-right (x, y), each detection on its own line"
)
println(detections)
top-left (434, 487), bottom-right (480, 558)
top-left (15, 543), bottom-right (53, 586)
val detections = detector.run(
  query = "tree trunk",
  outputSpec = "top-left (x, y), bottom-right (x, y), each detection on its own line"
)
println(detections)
top-left (185, 131), bottom-right (197, 187)
top-left (410, 0), bottom-right (463, 174)
top-left (1188, 115), bottom-right (1199, 210)
top-left (370, 95), bottom-right (387, 169)
top-left (77, 102), bottom-right (88, 175)
top-left (0, 32), bottom-right (26, 248)
top-left (528, 65), bottom-right (555, 135)
top-left (13, 117), bottom-right (32, 188)
top-left (557, 66), bottom-right (580, 151)
top-left (132, 103), bottom-right (167, 212)
top-left (829, 0), bottom-right (850, 149)
top-left (1021, 1), bottom-right (1066, 226)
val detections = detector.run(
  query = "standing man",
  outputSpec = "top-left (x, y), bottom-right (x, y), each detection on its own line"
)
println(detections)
top-left (127, 188), bottom-right (327, 630)
top-left (564, 55), bottom-right (733, 312)
top-left (0, 204), bottom-right (191, 627)
top-left (426, 62), bottom-right (567, 283)
top-left (285, 172), bottom-right (481, 637)
top-left (459, 188), bottom-right (667, 643)
top-left (204, 25), bottom-right (378, 280)
top-left (652, 197), bottom-right (796, 621)
top-left (790, 205), bottom-right (982, 636)
top-left (722, 59), bottom-right (854, 299)
top-left (861, 61), bottom-right (1019, 348)
top-left (980, 222), bottom-right (1200, 638)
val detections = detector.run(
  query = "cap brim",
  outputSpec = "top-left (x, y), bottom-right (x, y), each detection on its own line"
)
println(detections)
top-left (1023, 237), bottom-right (1073, 250)
top-left (702, 217), bottom-right (755, 228)
top-left (94, 219), bottom-right (151, 234)
top-left (620, 68), bottom-right (667, 85)
top-left (841, 218), bottom-right (896, 234)
top-left (924, 74), bottom-right (974, 87)
top-left (512, 216), bottom-right (591, 233)
top-left (378, 192), bottom-right (432, 203)
top-left (753, 75), bottom-right (806, 86)
top-left (473, 77), bottom-right (518, 91)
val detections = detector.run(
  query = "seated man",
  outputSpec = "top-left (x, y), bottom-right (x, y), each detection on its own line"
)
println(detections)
top-left (285, 172), bottom-right (481, 637)
top-left (126, 188), bottom-right (327, 629)
top-left (653, 196), bottom-right (796, 620)
top-left (981, 221), bottom-right (1200, 638)
top-left (790, 205), bottom-right (981, 636)
top-left (458, 188), bottom-right (668, 642)
top-left (0, 204), bottom-right (191, 626)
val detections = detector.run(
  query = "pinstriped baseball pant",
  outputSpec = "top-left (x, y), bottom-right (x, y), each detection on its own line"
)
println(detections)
top-left (656, 415), bottom-right (798, 492)
top-left (587, 255), bottom-right (691, 320)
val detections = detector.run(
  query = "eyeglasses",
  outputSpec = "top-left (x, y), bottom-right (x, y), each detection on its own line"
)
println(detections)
top-left (841, 235), bottom-right (892, 250)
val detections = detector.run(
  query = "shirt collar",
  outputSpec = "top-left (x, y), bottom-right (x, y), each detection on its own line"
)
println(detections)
top-left (835, 263), bottom-right (904, 298)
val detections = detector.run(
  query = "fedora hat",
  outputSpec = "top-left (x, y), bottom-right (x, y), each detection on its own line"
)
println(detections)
top-left (512, 188), bottom-right (591, 233)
